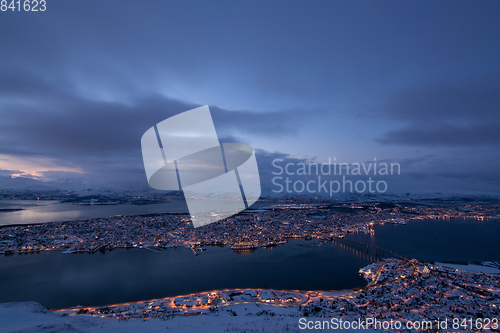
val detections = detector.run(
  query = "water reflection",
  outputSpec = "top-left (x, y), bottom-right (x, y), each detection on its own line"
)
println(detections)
top-left (0, 239), bottom-right (372, 309)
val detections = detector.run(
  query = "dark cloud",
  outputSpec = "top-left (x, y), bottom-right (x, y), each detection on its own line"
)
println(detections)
top-left (0, 69), bottom-right (320, 188)
top-left (378, 72), bottom-right (500, 146)
top-left (2, 1), bottom-right (500, 194)
top-left (0, 71), bottom-right (312, 156)
top-left (0, 170), bottom-right (26, 177)
top-left (379, 123), bottom-right (500, 147)
top-left (384, 72), bottom-right (500, 122)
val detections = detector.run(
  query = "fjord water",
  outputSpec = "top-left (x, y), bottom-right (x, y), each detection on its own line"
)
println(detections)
top-left (0, 200), bottom-right (272, 226)
top-left (0, 200), bottom-right (190, 226)
top-left (0, 239), bottom-right (373, 309)
top-left (346, 217), bottom-right (500, 262)
top-left (0, 199), bottom-right (499, 309)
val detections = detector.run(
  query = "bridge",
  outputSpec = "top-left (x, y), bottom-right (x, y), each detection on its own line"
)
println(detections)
top-left (332, 237), bottom-right (409, 261)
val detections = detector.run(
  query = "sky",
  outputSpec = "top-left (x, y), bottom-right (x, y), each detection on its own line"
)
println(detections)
top-left (1, 0), bottom-right (500, 195)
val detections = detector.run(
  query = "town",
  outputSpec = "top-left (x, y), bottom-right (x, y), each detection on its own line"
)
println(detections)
top-left (1, 199), bottom-right (500, 332)
top-left (0, 200), bottom-right (499, 255)
top-left (54, 258), bottom-right (500, 332)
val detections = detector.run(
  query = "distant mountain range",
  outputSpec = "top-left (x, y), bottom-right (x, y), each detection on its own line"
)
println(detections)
top-left (1, 175), bottom-right (499, 204)
top-left (0, 176), bottom-right (174, 200)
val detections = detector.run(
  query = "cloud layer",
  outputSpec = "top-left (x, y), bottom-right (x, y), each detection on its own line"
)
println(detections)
top-left (1, 1), bottom-right (500, 194)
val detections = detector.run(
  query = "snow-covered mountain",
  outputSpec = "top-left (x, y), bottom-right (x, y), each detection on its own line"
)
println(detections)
top-left (0, 176), bottom-right (172, 199)
top-left (0, 301), bottom-right (373, 333)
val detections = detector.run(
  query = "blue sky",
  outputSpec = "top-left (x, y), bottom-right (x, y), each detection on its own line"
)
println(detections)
top-left (1, 0), bottom-right (500, 194)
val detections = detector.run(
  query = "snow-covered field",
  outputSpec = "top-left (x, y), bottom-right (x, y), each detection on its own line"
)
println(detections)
top-left (0, 302), bottom-right (376, 333)
top-left (435, 262), bottom-right (500, 274)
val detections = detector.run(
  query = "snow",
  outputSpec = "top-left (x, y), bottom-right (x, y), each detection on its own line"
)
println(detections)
top-left (0, 302), bottom-right (376, 332)
top-left (435, 262), bottom-right (500, 274)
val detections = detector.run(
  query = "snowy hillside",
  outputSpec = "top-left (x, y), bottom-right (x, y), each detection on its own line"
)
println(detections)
top-left (0, 302), bottom-right (374, 333)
